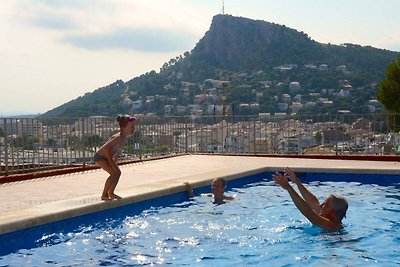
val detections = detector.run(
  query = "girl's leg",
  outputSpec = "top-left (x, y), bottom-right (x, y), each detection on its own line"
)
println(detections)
top-left (107, 166), bottom-right (122, 199)
top-left (96, 160), bottom-right (121, 200)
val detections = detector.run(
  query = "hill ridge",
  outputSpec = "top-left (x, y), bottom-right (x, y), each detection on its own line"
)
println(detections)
top-left (41, 14), bottom-right (398, 117)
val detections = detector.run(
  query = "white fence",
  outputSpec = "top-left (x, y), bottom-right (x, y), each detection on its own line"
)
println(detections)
top-left (1, 114), bottom-right (399, 176)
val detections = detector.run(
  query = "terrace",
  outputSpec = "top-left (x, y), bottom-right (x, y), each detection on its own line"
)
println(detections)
top-left (0, 114), bottom-right (399, 235)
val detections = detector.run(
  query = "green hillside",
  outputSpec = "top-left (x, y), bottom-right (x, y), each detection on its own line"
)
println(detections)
top-left (42, 15), bottom-right (398, 117)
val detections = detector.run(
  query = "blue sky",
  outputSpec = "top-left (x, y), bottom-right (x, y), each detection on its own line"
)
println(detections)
top-left (1, 0), bottom-right (399, 115)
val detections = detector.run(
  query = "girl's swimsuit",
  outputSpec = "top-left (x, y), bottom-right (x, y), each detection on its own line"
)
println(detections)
top-left (93, 152), bottom-right (107, 162)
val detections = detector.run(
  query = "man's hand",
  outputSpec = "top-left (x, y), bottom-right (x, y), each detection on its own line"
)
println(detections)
top-left (184, 182), bottom-right (194, 197)
top-left (273, 172), bottom-right (291, 190)
top-left (284, 167), bottom-right (299, 184)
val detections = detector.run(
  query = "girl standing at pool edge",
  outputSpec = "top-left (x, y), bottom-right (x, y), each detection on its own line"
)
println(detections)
top-left (94, 115), bottom-right (138, 200)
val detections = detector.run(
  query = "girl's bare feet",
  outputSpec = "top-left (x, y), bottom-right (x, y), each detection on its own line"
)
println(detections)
top-left (109, 194), bottom-right (122, 200)
top-left (101, 195), bottom-right (111, 201)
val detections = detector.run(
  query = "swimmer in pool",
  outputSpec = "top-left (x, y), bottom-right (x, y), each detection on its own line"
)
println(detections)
top-left (94, 115), bottom-right (137, 201)
top-left (185, 177), bottom-right (234, 204)
top-left (273, 167), bottom-right (348, 231)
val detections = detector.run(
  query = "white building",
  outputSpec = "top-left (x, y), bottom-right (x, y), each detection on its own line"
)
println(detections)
top-left (293, 94), bottom-right (302, 101)
top-left (277, 103), bottom-right (289, 112)
top-left (290, 102), bottom-right (304, 113)
top-left (337, 89), bottom-right (351, 97)
top-left (319, 64), bottom-right (328, 71)
top-left (132, 100), bottom-right (143, 110)
top-left (281, 94), bottom-right (291, 103)
top-left (289, 82), bottom-right (301, 91)
top-left (305, 102), bottom-right (317, 108)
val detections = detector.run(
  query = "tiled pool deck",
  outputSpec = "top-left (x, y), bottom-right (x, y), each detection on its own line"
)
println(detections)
top-left (1, 155), bottom-right (399, 235)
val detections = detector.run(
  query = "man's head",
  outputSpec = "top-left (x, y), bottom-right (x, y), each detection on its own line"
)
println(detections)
top-left (331, 194), bottom-right (348, 221)
top-left (211, 178), bottom-right (226, 200)
top-left (320, 194), bottom-right (348, 222)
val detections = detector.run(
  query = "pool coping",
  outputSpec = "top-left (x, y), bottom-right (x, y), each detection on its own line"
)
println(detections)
top-left (1, 155), bottom-right (400, 235)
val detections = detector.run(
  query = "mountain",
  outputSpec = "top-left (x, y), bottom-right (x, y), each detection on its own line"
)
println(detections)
top-left (167, 15), bottom-right (396, 81)
top-left (42, 15), bottom-right (398, 117)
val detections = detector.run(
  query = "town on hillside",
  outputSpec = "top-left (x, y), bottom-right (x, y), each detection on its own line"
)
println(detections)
top-left (124, 63), bottom-right (382, 118)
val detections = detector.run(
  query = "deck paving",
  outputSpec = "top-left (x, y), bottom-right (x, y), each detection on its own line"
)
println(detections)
top-left (0, 155), bottom-right (399, 234)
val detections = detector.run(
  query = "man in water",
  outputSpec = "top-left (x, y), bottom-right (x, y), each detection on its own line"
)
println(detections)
top-left (185, 177), bottom-right (234, 204)
top-left (273, 167), bottom-right (348, 231)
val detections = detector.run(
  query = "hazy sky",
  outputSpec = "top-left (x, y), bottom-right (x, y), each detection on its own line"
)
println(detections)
top-left (1, 0), bottom-right (399, 115)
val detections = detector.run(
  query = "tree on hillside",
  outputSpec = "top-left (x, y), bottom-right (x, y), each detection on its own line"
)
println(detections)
top-left (376, 54), bottom-right (400, 130)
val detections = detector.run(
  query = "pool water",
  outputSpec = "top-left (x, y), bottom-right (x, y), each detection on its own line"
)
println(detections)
top-left (1, 177), bottom-right (400, 266)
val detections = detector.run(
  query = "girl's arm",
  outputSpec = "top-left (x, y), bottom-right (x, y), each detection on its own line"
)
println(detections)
top-left (112, 152), bottom-right (120, 162)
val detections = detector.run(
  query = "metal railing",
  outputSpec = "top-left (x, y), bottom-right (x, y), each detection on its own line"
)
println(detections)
top-left (1, 113), bottom-right (399, 176)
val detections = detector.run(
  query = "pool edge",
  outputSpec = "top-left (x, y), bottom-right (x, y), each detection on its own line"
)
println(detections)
top-left (1, 162), bottom-right (399, 236)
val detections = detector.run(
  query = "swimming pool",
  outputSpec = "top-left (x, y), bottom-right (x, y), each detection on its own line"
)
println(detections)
top-left (0, 172), bottom-right (399, 266)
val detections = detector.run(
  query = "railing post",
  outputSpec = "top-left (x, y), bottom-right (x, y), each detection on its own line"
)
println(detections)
top-left (335, 115), bottom-right (338, 156)
top-left (185, 117), bottom-right (188, 154)
top-left (82, 118), bottom-right (86, 167)
top-left (4, 119), bottom-right (9, 176)
top-left (253, 118), bottom-right (256, 154)
top-left (190, 117), bottom-right (193, 153)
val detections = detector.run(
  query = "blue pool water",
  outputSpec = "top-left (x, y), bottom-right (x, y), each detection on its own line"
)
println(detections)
top-left (0, 172), bottom-right (399, 266)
